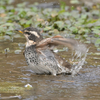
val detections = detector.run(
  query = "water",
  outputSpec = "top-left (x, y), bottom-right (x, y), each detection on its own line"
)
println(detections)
top-left (70, 43), bottom-right (89, 76)
top-left (0, 36), bottom-right (100, 100)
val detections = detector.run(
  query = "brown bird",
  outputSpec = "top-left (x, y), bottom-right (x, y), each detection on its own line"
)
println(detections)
top-left (16, 27), bottom-right (85, 76)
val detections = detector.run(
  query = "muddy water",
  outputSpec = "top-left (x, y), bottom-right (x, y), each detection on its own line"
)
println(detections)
top-left (0, 36), bottom-right (100, 100)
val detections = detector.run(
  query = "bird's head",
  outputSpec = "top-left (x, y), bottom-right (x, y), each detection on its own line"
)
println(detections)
top-left (16, 27), bottom-right (43, 47)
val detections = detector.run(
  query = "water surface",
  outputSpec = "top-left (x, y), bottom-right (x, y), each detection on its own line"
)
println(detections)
top-left (0, 36), bottom-right (100, 100)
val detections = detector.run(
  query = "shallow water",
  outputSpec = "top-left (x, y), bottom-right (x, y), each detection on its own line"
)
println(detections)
top-left (0, 36), bottom-right (100, 100)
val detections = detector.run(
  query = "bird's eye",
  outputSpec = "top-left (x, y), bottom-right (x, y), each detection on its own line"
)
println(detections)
top-left (25, 32), bottom-right (31, 35)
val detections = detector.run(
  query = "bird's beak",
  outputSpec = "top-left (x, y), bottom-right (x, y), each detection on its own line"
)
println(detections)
top-left (15, 29), bottom-right (23, 34)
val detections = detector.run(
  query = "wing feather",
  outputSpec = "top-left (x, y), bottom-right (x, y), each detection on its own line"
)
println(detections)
top-left (36, 35), bottom-right (78, 50)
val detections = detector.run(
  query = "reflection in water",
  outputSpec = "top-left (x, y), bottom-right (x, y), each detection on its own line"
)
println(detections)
top-left (0, 38), bottom-right (100, 100)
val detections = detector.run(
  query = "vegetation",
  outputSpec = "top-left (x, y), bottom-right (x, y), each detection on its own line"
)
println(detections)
top-left (0, 0), bottom-right (100, 46)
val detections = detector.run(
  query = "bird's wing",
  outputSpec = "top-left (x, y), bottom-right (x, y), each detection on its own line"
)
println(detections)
top-left (53, 52), bottom-right (72, 69)
top-left (36, 48), bottom-right (72, 74)
top-left (36, 35), bottom-right (78, 50)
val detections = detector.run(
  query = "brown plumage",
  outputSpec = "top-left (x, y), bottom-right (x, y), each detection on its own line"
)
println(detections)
top-left (16, 27), bottom-right (85, 76)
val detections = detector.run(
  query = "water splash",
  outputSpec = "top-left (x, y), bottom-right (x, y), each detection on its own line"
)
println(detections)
top-left (70, 43), bottom-right (89, 77)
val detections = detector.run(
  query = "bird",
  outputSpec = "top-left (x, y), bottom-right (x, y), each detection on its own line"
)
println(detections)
top-left (16, 27), bottom-right (85, 76)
